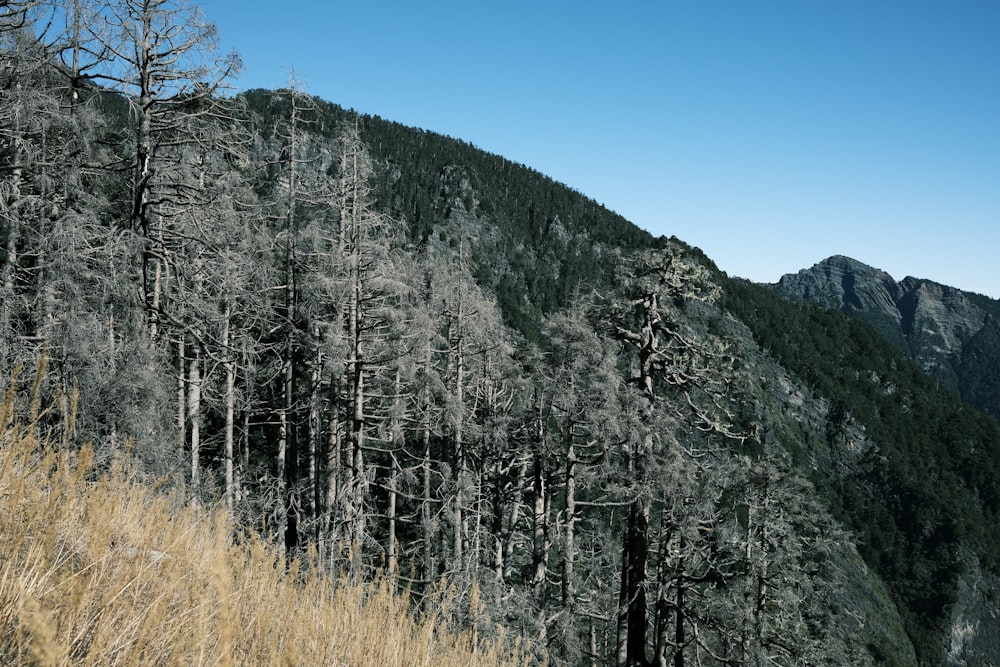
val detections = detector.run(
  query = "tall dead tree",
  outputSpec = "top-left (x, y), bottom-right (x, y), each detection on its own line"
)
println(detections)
top-left (606, 244), bottom-right (733, 667)
top-left (533, 302), bottom-right (627, 662)
top-left (323, 121), bottom-right (406, 576)
top-left (97, 0), bottom-right (239, 338)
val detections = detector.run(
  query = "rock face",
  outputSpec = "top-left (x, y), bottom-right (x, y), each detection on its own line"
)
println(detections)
top-left (896, 277), bottom-right (985, 382)
top-left (948, 561), bottom-right (1000, 667)
top-left (777, 255), bottom-right (903, 315)
top-left (774, 255), bottom-right (999, 417)
top-left (775, 256), bottom-right (1000, 665)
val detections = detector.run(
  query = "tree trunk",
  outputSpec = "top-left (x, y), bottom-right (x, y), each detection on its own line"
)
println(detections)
top-left (283, 359), bottom-right (299, 556)
top-left (421, 414), bottom-right (435, 582)
top-left (590, 619), bottom-right (600, 667)
top-left (348, 273), bottom-right (366, 576)
top-left (618, 499), bottom-right (650, 667)
top-left (309, 325), bottom-right (322, 538)
top-left (563, 433), bottom-right (577, 610)
top-left (0, 162), bottom-right (20, 359)
top-left (615, 291), bottom-right (660, 667)
top-left (187, 342), bottom-right (202, 493)
top-left (323, 377), bottom-right (342, 570)
top-left (177, 337), bottom-right (186, 458)
top-left (223, 305), bottom-right (235, 516)
top-left (452, 315), bottom-right (466, 569)
top-left (388, 454), bottom-right (400, 577)
top-left (504, 458), bottom-right (527, 582)
top-left (532, 422), bottom-right (549, 605)
top-left (387, 368), bottom-right (403, 577)
top-left (421, 365), bottom-right (435, 582)
top-left (133, 5), bottom-right (160, 340)
top-left (280, 85), bottom-right (300, 557)
top-left (674, 546), bottom-right (687, 667)
top-left (752, 490), bottom-right (770, 660)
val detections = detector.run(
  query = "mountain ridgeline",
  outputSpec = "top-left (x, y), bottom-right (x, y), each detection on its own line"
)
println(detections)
top-left (3, 4), bottom-right (1000, 665)
top-left (774, 255), bottom-right (1000, 419)
top-left (241, 88), bottom-right (663, 342)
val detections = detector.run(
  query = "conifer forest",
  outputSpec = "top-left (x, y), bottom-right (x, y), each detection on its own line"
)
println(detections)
top-left (5, 2), bottom-right (1000, 665)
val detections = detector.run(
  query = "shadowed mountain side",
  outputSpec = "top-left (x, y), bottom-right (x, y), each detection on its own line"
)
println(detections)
top-left (773, 255), bottom-right (1000, 418)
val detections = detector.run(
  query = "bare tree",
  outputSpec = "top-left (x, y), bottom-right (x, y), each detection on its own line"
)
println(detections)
top-left (291, 120), bottom-right (408, 573)
top-left (532, 300), bottom-right (628, 662)
top-left (0, 1), bottom-right (123, 450)
top-left (605, 244), bottom-right (739, 667)
top-left (95, 0), bottom-right (240, 338)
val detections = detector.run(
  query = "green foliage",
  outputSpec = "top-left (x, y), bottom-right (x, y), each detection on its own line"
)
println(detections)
top-left (722, 277), bottom-right (1000, 665)
top-left (240, 89), bottom-right (663, 341)
top-left (7, 12), bottom-right (998, 661)
top-left (958, 316), bottom-right (1000, 417)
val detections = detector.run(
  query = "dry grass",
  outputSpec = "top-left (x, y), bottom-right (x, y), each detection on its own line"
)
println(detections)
top-left (0, 384), bottom-right (526, 666)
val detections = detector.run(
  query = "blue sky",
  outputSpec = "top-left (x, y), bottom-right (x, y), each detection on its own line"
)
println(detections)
top-left (201, 1), bottom-right (1000, 298)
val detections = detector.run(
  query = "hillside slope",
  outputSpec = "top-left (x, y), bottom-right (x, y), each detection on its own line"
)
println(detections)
top-left (241, 89), bottom-right (664, 341)
top-left (723, 276), bottom-right (1000, 665)
top-left (4, 14), bottom-right (999, 660)
top-left (258, 94), bottom-right (1000, 664)
top-left (774, 255), bottom-right (1000, 418)
top-left (0, 390), bottom-right (523, 666)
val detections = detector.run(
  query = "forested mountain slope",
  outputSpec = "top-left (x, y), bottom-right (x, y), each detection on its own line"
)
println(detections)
top-left (3, 3), bottom-right (999, 666)
top-left (723, 278), bottom-right (1000, 665)
top-left (245, 92), bottom-right (1000, 663)
top-left (774, 255), bottom-right (1000, 419)
top-left (239, 88), bottom-right (664, 341)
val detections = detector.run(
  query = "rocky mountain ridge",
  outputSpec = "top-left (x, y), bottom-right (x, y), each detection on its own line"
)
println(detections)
top-left (773, 255), bottom-right (1000, 418)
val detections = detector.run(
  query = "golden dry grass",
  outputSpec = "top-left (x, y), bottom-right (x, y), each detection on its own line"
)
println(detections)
top-left (0, 386), bottom-right (526, 666)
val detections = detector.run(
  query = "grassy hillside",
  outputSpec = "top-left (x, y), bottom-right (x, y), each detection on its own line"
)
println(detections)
top-left (5, 32), bottom-right (997, 660)
top-left (0, 378), bottom-right (524, 667)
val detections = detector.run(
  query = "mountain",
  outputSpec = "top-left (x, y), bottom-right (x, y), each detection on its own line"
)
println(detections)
top-left (723, 275), bottom-right (1000, 666)
top-left (773, 255), bottom-right (1000, 418)
top-left (5, 9), bottom-right (1000, 663)
top-left (764, 256), bottom-right (1000, 663)
top-left (291, 102), bottom-right (1000, 664)
top-left (240, 88), bottom-right (664, 343)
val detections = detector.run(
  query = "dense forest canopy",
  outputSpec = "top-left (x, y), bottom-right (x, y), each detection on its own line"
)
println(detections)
top-left (722, 278), bottom-right (1000, 663)
top-left (4, 2), bottom-right (1000, 666)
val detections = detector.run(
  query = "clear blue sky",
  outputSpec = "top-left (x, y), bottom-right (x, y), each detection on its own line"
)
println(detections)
top-left (201, 1), bottom-right (1000, 298)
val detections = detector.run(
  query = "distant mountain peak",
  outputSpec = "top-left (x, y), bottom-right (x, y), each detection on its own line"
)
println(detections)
top-left (774, 255), bottom-right (998, 417)
top-left (815, 254), bottom-right (877, 271)
top-left (776, 255), bottom-right (901, 314)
